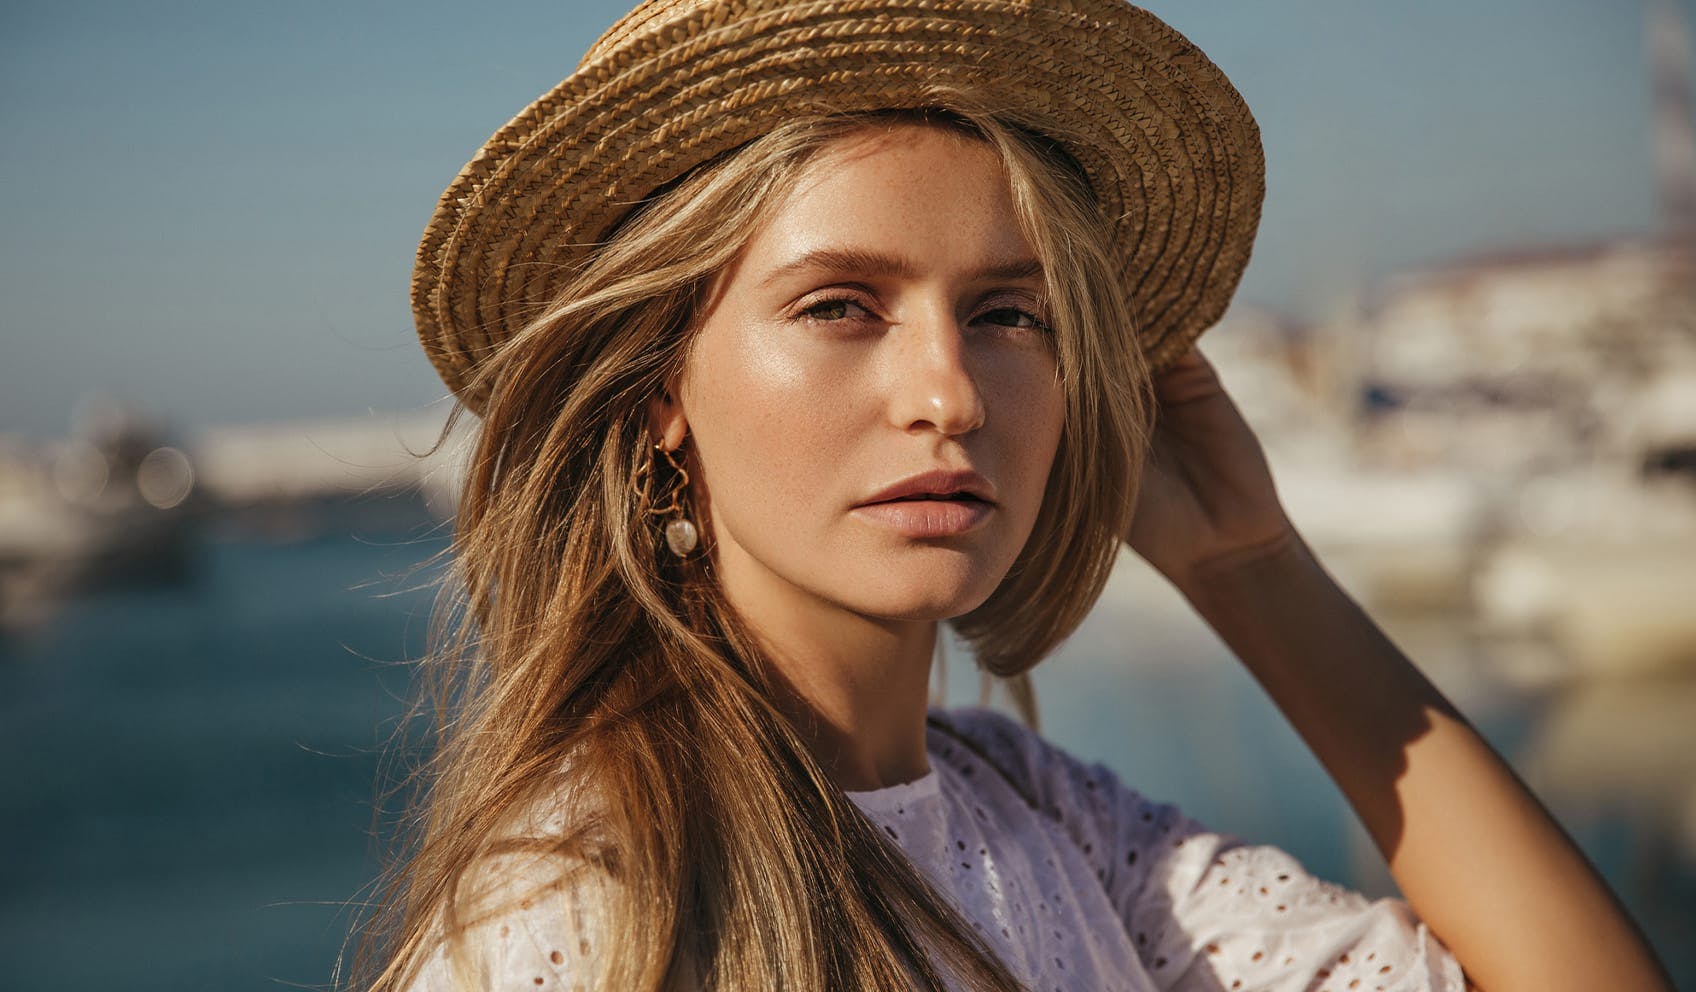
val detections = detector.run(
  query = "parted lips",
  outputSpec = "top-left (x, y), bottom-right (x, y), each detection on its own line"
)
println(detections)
top-left (412, 0), bottom-right (1266, 417)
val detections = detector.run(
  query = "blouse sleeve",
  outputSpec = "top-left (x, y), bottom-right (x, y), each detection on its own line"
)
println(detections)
top-left (935, 706), bottom-right (1468, 992)
top-left (399, 847), bottom-right (611, 992)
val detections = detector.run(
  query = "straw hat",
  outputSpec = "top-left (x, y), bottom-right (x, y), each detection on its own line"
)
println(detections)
top-left (413, 0), bottom-right (1265, 416)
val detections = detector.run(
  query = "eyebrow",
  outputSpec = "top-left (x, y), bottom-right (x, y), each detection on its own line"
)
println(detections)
top-left (758, 247), bottom-right (1044, 288)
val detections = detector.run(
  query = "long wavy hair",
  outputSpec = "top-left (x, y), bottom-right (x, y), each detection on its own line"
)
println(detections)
top-left (348, 92), bottom-right (1156, 992)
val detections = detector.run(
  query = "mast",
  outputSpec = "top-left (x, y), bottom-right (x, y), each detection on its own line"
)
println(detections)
top-left (1649, 0), bottom-right (1696, 241)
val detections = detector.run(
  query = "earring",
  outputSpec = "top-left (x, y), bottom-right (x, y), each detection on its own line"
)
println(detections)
top-left (634, 439), bottom-right (699, 557)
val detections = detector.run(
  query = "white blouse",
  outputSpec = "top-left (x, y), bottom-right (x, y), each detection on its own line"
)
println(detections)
top-left (404, 706), bottom-right (1466, 991)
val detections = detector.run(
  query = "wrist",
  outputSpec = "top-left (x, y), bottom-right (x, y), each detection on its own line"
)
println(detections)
top-left (1169, 521), bottom-right (1314, 604)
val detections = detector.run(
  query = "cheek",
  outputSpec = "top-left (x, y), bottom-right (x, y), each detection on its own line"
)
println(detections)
top-left (681, 324), bottom-right (859, 526)
top-left (986, 352), bottom-right (1067, 485)
top-left (1018, 366), bottom-right (1066, 444)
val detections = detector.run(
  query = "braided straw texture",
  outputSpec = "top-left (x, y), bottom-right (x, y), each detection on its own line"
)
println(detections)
top-left (413, 0), bottom-right (1265, 415)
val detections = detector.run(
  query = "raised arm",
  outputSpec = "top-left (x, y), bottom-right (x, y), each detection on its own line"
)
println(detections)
top-left (1126, 347), bottom-right (1672, 992)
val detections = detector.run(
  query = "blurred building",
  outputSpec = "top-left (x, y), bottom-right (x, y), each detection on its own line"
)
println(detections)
top-left (1334, 238), bottom-right (1694, 677)
top-left (1352, 238), bottom-right (1696, 480)
top-left (1204, 229), bottom-right (1695, 674)
top-left (1199, 3), bottom-right (1696, 679)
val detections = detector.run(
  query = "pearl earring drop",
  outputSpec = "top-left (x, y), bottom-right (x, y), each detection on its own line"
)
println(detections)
top-left (637, 439), bottom-right (700, 559)
top-left (665, 517), bottom-right (699, 555)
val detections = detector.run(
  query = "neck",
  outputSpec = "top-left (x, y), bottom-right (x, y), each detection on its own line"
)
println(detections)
top-left (717, 551), bottom-right (937, 793)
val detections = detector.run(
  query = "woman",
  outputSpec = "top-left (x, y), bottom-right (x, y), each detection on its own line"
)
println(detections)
top-left (352, 2), bottom-right (1672, 990)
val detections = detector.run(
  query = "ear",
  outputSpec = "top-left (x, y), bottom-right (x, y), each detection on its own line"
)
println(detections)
top-left (646, 380), bottom-right (689, 451)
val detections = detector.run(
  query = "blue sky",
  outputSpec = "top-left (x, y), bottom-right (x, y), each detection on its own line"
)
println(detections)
top-left (1, 0), bottom-right (1687, 437)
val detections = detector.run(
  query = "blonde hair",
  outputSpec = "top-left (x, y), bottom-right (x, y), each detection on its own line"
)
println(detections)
top-left (348, 90), bottom-right (1155, 992)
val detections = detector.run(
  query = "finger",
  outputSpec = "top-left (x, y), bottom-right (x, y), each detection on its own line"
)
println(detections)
top-left (1173, 343), bottom-right (1205, 365)
top-left (1169, 343), bottom-right (1216, 374)
top-left (1153, 345), bottom-right (1224, 404)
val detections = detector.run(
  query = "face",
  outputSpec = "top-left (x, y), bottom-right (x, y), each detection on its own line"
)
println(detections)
top-left (655, 122), bottom-right (1067, 624)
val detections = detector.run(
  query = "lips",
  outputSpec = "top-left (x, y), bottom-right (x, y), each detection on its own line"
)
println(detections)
top-left (856, 469), bottom-right (996, 508)
top-left (851, 468), bottom-right (997, 538)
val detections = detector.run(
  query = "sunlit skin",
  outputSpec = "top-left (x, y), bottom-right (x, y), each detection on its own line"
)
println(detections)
top-left (651, 122), bottom-right (1668, 992)
top-left (650, 123), bottom-right (1064, 790)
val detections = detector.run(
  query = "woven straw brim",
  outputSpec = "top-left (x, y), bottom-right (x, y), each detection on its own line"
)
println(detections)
top-left (413, 0), bottom-right (1265, 416)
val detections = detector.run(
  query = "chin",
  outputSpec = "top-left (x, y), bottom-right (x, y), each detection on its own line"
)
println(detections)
top-left (837, 560), bottom-right (1007, 622)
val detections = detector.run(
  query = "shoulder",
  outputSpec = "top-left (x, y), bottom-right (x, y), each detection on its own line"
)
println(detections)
top-left (400, 760), bottom-right (617, 992)
top-left (925, 705), bottom-right (1200, 875)
top-left (925, 705), bottom-right (1170, 820)
top-left (923, 708), bottom-right (1466, 989)
top-left (399, 846), bottom-right (615, 992)
top-left (925, 703), bottom-right (1058, 781)
top-left (925, 704), bottom-right (1110, 803)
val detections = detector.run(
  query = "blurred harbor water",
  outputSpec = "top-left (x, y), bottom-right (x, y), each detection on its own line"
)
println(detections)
top-left (1, 530), bottom-right (1690, 991)
top-left (0, 530), bottom-right (438, 992)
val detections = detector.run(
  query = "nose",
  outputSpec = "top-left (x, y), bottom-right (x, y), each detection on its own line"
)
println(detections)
top-left (886, 307), bottom-right (986, 437)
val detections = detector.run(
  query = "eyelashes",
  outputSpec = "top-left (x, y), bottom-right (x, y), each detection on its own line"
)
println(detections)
top-left (793, 294), bottom-right (1051, 333)
top-left (797, 297), bottom-right (870, 323)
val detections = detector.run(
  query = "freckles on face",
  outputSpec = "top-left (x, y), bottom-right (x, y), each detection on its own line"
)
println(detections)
top-left (677, 122), bottom-right (1067, 622)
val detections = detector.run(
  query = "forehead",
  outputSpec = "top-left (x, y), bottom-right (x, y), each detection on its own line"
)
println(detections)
top-left (802, 119), bottom-right (996, 185)
top-left (735, 122), bottom-right (1036, 276)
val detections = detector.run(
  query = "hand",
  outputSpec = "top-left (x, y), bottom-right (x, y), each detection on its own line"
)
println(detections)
top-left (1124, 345), bottom-right (1299, 589)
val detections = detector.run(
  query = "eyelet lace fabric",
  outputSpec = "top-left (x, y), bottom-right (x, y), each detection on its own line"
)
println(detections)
top-left (400, 706), bottom-right (1465, 991)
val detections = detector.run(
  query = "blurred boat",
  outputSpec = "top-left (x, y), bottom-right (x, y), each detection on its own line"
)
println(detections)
top-left (1206, 234), bottom-right (1696, 683)
top-left (1224, 0), bottom-right (1696, 682)
top-left (0, 399), bottom-right (201, 632)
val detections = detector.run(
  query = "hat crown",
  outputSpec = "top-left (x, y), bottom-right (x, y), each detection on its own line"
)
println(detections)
top-left (417, 0), bottom-right (1266, 416)
top-left (577, 0), bottom-right (1106, 73)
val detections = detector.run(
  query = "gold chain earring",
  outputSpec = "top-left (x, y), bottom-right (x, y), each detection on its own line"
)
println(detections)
top-left (634, 439), bottom-right (699, 557)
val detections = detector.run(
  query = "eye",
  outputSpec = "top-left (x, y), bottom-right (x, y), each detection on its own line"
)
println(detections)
top-left (978, 307), bottom-right (1050, 332)
top-left (797, 296), bottom-right (873, 323)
